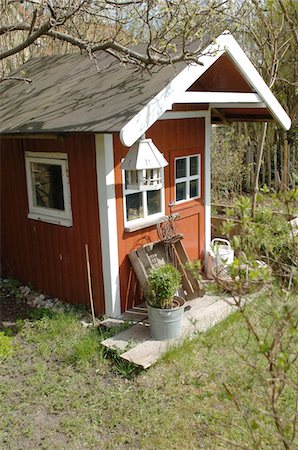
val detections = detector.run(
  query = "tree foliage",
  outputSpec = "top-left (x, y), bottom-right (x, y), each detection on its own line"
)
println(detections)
top-left (0, 0), bottom-right (230, 76)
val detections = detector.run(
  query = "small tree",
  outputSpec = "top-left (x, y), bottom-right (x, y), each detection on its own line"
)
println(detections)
top-left (214, 190), bottom-right (298, 449)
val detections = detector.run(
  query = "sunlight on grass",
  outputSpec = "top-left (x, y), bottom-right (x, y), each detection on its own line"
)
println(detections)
top-left (0, 295), bottom-right (297, 449)
top-left (0, 332), bottom-right (13, 360)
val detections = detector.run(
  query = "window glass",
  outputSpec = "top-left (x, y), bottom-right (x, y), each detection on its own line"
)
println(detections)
top-left (126, 192), bottom-right (144, 221)
top-left (190, 156), bottom-right (199, 176)
top-left (190, 179), bottom-right (199, 198)
top-left (147, 190), bottom-right (161, 215)
top-left (175, 158), bottom-right (187, 179)
top-left (125, 170), bottom-right (139, 189)
top-left (176, 182), bottom-right (187, 202)
top-left (25, 152), bottom-right (72, 227)
top-left (31, 162), bottom-right (64, 210)
top-left (174, 154), bottom-right (200, 203)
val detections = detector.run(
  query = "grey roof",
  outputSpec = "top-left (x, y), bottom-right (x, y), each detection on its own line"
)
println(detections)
top-left (0, 50), bottom-right (186, 135)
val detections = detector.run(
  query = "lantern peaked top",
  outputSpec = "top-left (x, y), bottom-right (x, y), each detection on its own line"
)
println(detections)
top-left (121, 138), bottom-right (168, 171)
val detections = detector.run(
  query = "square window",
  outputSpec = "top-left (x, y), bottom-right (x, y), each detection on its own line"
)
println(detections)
top-left (122, 164), bottom-right (165, 230)
top-left (25, 152), bottom-right (72, 227)
top-left (30, 162), bottom-right (65, 210)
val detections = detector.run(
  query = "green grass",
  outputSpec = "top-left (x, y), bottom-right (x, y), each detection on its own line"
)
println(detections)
top-left (0, 297), bottom-right (297, 449)
top-left (0, 332), bottom-right (13, 360)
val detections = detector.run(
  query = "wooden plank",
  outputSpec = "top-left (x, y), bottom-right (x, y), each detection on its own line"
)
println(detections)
top-left (101, 322), bottom-right (151, 352)
top-left (128, 251), bottom-right (148, 290)
top-left (121, 339), bottom-right (171, 369)
top-left (172, 245), bottom-right (195, 295)
top-left (175, 240), bottom-right (201, 293)
top-left (120, 295), bottom-right (237, 369)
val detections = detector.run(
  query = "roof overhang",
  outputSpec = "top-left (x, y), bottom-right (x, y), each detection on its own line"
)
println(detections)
top-left (120, 31), bottom-right (291, 147)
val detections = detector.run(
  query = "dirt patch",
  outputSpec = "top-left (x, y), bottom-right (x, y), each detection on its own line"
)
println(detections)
top-left (0, 294), bottom-right (36, 330)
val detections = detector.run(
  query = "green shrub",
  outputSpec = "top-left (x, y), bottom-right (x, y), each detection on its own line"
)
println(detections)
top-left (147, 264), bottom-right (182, 309)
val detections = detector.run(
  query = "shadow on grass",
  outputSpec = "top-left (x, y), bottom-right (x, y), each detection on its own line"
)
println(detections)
top-left (102, 346), bottom-right (143, 378)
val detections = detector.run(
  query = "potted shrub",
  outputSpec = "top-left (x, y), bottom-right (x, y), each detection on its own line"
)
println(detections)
top-left (146, 264), bottom-right (185, 340)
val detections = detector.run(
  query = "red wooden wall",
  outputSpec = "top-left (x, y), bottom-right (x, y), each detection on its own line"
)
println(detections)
top-left (0, 135), bottom-right (105, 314)
top-left (114, 118), bottom-right (205, 311)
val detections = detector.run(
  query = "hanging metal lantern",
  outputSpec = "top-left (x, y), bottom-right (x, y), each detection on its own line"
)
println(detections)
top-left (121, 138), bottom-right (168, 191)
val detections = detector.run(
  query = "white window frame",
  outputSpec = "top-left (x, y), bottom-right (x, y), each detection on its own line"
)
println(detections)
top-left (174, 154), bottom-right (201, 204)
top-left (25, 151), bottom-right (73, 227)
top-left (122, 166), bottom-right (165, 232)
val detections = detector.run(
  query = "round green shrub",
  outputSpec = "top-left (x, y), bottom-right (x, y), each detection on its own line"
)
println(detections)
top-left (147, 264), bottom-right (182, 309)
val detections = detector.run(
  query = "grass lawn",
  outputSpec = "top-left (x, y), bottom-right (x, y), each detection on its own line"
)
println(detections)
top-left (1, 291), bottom-right (297, 449)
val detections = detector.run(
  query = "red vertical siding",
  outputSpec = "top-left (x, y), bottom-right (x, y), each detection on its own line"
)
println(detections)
top-left (0, 134), bottom-right (105, 315)
top-left (114, 118), bottom-right (205, 311)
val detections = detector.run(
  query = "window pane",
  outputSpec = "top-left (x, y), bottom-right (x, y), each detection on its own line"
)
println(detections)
top-left (190, 179), bottom-right (199, 198)
top-left (147, 190), bottom-right (161, 215)
top-left (190, 156), bottom-right (199, 176)
top-left (31, 163), bottom-right (64, 210)
top-left (175, 158), bottom-right (186, 179)
top-left (176, 182), bottom-right (187, 201)
top-left (126, 192), bottom-right (143, 221)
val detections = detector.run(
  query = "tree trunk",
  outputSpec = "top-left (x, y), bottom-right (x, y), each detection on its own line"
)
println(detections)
top-left (252, 122), bottom-right (268, 217)
top-left (267, 140), bottom-right (272, 189)
top-left (244, 123), bottom-right (253, 191)
top-left (281, 131), bottom-right (289, 190)
top-left (273, 142), bottom-right (279, 191)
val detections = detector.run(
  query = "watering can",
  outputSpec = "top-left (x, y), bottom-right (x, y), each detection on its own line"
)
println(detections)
top-left (207, 238), bottom-right (234, 279)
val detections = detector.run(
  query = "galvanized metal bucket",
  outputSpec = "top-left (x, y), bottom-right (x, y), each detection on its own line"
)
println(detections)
top-left (146, 297), bottom-right (185, 340)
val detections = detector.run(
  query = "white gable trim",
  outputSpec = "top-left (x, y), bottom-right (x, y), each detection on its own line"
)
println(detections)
top-left (120, 42), bottom-right (224, 147)
top-left (120, 32), bottom-right (291, 147)
top-left (215, 33), bottom-right (291, 131)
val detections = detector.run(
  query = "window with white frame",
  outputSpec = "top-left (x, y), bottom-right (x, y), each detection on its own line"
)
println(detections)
top-left (122, 168), bottom-right (164, 230)
top-left (25, 152), bottom-right (73, 227)
top-left (175, 154), bottom-right (201, 203)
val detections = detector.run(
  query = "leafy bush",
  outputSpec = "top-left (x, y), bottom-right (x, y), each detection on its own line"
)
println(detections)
top-left (147, 264), bottom-right (182, 309)
top-left (222, 195), bottom-right (298, 284)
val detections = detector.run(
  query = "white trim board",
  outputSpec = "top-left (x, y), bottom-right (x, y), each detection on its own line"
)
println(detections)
top-left (174, 92), bottom-right (262, 104)
top-left (204, 109), bottom-right (212, 269)
top-left (210, 103), bottom-right (266, 109)
top-left (119, 31), bottom-right (291, 147)
top-left (95, 134), bottom-right (121, 318)
top-left (160, 111), bottom-right (209, 120)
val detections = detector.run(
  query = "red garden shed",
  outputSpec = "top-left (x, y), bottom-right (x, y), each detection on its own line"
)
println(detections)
top-left (0, 31), bottom-right (291, 317)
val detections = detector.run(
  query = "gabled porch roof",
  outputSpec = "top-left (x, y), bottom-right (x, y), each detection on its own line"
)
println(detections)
top-left (120, 31), bottom-right (291, 147)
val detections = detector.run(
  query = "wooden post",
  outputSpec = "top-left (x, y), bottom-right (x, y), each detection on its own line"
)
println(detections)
top-left (252, 122), bottom-right (268, 218)
top-left (85, 244), bottom-right (96, 325)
